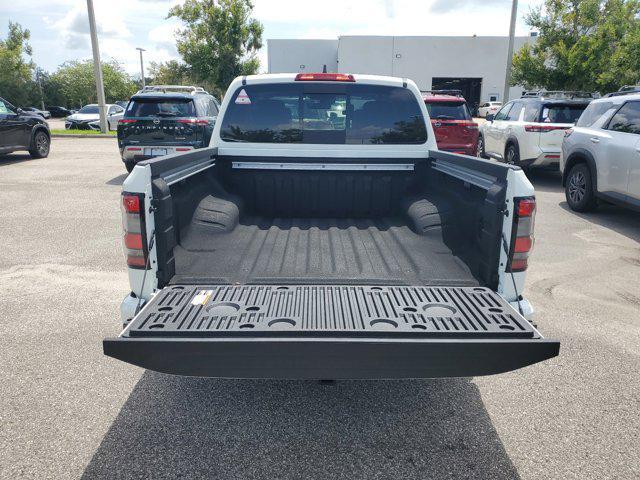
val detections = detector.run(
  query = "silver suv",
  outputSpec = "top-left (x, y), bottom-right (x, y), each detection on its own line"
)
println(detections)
top-left (561, 92), bottom-right (640, 212)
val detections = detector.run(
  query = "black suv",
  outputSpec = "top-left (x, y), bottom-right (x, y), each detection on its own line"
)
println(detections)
top-left (0, 96), bottom-right (50, 159)
top-left (117, 86), bottom-right (219, 172)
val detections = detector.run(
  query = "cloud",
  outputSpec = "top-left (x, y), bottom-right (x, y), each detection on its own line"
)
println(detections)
top-left (382, 0), bottom-right (395, 18)
top-left (8, 0), bottom-right (543, 75)
top-left (53, 3), bottom-right (134, 51)
top-left (430, 0), bottom-right (509, 14)
top-left (148, 22), bottom-right (180, 53)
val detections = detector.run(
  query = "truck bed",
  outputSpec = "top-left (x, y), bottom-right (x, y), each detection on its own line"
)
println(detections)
top-left (173, 215), bottom-right (478, 286)
top-left (105, 150), bottom-right (560, 378)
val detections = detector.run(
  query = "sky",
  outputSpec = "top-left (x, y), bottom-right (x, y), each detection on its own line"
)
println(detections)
top-left (0, 0), bottom-right (545, 77)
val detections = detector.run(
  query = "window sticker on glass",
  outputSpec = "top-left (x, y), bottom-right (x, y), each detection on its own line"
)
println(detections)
top-left (235, 89), bottom-right (251, 105)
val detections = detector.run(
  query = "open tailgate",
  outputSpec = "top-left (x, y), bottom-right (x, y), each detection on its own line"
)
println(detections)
top-left (104, 285), bottom-right (559, 379)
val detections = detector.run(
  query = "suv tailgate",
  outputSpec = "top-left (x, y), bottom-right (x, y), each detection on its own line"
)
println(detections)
top-left (104, 285), bottom-right (559, 379)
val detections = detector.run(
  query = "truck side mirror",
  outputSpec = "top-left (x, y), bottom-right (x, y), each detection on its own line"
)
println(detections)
top-left (486, 114), bottom-right (494, 122)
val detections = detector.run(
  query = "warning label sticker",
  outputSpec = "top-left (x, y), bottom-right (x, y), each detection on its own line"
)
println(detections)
top-left (235, 89), bottom-right (251, 105)
top-left (191, 289), bottom-right (213, 306)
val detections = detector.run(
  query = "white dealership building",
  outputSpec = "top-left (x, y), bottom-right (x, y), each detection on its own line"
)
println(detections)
top-left (267, 35), bottom-right (536, 109)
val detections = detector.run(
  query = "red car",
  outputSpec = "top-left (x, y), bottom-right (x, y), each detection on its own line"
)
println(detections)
top-left (422, 90), bottom-right (479, 156)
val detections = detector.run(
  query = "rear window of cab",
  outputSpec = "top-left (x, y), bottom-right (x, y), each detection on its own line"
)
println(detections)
top-left (125, 98), bottom-right (196, 118)
top-left (220, 83), bottom-right (427, 144)
top-left (424, 101), bottom-right (471, 121)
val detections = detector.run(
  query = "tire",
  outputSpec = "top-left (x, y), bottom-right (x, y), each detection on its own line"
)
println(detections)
top-left (477, 134), bottom-right (486, 158)
top-left (505, 143), bottom-right (519, 165)
top-left (125, 161), bottom-right (135, 173)
top-left (565, 163), bottom-right (597, 212)
top-left (29, 130), bottom-right (50, 158)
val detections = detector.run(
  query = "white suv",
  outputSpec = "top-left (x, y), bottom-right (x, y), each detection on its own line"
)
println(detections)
top-left (561, 93), bottom-right (640, 212)
top-left (479, 93), bottom-right (591, 169)
top-left (477, 101), bottom-right (502, 118)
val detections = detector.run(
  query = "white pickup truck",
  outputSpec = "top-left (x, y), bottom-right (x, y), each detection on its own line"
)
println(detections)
top-left (104, 73), bottom-right (559, 379)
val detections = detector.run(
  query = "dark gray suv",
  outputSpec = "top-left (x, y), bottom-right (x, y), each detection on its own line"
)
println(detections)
top-left (117, 86), bottom-right (219, 172)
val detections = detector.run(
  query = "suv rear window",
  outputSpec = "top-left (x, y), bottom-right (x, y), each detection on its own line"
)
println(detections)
top-left (125, 98), bottom-right (196, 118)
top-left (424, 101), bottom-right (471, 121)
top-left (220, 83), bottom-right (427, 144)
top-left (541, 104), bottom-right (588, 124)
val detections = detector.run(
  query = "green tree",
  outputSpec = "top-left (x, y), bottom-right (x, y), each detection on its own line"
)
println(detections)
top-left (38, 69), bottom-right (66, 108)
top-left (512, 0), bottom-right (640, 93)
top-left (168, 0), bottom-right (263, 96)
top-left (0, 21), bottom-right (37, 106)
top-left (148, 60), bottom-right (194, 86)
top-left (51, 59), bottom-right (137, 108)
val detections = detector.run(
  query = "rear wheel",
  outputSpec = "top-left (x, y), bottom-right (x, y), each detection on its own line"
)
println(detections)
top-left (477, 135), bottom-right (486, 158)
top-left (505, 143), bottom-right (519, 165)
top-left (565, 163), bottom-right (597, 212)
top-left (29, 131), bottom-right (50, 158)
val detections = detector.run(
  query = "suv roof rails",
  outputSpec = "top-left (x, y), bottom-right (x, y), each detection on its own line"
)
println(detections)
top-left (136, 85), bottom-right (209, 95)
top-left (521, 90), bottom-right (596, 100)
top-left (604, 85), bottom-right (640, 97)
top-left (421, 89), bottom-right (463, 97)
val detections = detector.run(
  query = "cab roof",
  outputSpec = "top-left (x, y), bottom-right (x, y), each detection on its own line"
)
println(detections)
top-left (235, 72), bottom-right (413, 89)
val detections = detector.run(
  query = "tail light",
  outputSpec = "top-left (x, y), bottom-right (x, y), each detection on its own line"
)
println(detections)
top-left (524, 125), bottom-right (569, 133)
top-left (508, 197), bottom-right (536, 272)
top-left (121, 192), bottom-right (148, 269)
top-left (118, 119), bottom-right (137, 124)
top-left (295, 73), bottom-right (355, 82)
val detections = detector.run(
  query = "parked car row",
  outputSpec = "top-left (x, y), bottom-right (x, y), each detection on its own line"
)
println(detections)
top-left (14, 106), bottom-right (77, 119)
top-left (21, 106), bottom-right (51, 119)
top-left (472, 89), bottom-right (639, 214)
top-left (65, 104), bottom-right (125, 131)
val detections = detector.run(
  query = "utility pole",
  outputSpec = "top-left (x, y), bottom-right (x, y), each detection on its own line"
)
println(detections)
top-left (136, 47), bottom-right (146, 88)
top-left (36, 69), bottom-right (45, 111)
top-left (503, 0), bottom-right (518, 104)
top-left (86, 0), bottom-right (108, 133)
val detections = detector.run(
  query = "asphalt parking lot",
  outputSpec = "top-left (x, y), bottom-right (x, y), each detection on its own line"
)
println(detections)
top-left (1, 137), bottom-right (639, 479)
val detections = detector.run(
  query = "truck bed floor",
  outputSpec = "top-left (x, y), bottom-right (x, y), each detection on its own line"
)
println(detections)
top-left (173, 216), bottom-right (477, 286)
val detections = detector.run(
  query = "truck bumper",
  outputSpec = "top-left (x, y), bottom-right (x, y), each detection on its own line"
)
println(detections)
top-left (120, 145), bottom-right (196, 161)
top-left (106, 285), bottom-right (559, 379)
top-left (509, 297), bottom-right (534, 322)
top-left (120, 292), bottom-right (144, 328)
top-left (105, 336), bottom-right (559, 379)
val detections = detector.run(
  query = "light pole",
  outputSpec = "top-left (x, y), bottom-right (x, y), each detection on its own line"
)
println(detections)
top-left (136, 47), bottom-right (146, 88)
top-left (86, 0), bottom-right (108, 133)
top-left (503, 0), bottom-right (518, 104)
